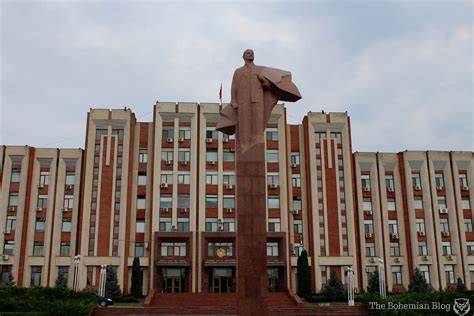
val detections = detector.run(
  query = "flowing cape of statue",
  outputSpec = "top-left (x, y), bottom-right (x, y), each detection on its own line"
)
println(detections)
top-left (216, 67), bottom-right (301, 135)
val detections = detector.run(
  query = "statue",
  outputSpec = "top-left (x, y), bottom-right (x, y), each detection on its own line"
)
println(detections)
top-left (217, 49), bottom-right (301, 315)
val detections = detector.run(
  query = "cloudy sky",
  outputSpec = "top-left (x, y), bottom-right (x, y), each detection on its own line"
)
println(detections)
top-left (1, 0), bottom-right (472, 152)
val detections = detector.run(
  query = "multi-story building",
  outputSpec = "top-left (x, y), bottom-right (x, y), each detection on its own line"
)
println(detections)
top-left (0, 102), bottom-right (472, 295)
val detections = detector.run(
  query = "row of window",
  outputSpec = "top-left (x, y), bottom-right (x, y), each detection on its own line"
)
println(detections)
top-left (361, 173), bottom-right (469, 191)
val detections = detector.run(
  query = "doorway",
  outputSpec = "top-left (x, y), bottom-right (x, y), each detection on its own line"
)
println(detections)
top-left (210, 268), bottom-right (232, 293)
top-left (268, 267), bottom-right (279, 292)
top-left (162, 268), bottom-right (185, 293)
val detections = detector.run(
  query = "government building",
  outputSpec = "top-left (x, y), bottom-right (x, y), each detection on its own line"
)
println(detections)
top-left (0, 102), bottom-right (472, 295)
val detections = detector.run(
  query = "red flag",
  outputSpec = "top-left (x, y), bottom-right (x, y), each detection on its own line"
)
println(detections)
top-left (219, 83), bottom-right (222, 103)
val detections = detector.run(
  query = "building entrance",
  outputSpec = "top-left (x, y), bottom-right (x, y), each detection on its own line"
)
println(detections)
top-left (161, 268), bottom-right (185, 293)
top-left (268, 267), bottom-right (279, 292)
top-left (210, 268), bottom-right (232, 293)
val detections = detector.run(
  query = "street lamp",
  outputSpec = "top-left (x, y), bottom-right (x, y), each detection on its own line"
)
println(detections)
top-left (347, 266), bottom-right (355, 306)
top-left (73, 255), bottom-right (81, 292)
top-left (98, 265), bottom-right (107, 297)
top-left (378, 258), bottom-right (386, 298)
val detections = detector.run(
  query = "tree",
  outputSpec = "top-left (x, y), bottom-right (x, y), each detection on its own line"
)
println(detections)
top-left (367, 271), bottom-right (379, 293)
top-left (456, 277), bottom-right (467, 292)
top-left (323, 269), bottom-right (346, 301)
top-left (105, 268), bottom-right (122, 300)
top-left (409, 268), bottom-right (429, 292)
top-left (297, 250), bottom-right (311, 299)
top-left (5, 272), bottom-right (15, 286)
top-left (55, 271), bottom-right (67, 288)
top-left (130, 257), bottom-right (143, 298)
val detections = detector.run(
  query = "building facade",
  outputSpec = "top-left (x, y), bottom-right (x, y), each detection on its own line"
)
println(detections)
top-left (1, 102), bottom-right (473, 295)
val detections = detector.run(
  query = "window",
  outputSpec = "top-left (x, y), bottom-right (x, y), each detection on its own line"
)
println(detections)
top-left (33, 242), bottom-right (44, 256)
top-left (412, 172), bottom-right (421, 188)
top-left (11, 169), bottom-right (20, 183)
top-left (162, 126), bottom-right (174, 139)
top-left (63, 195), bottom-right (74, 209)
top-left (39, 171), bottom-right (50, 186)
top-left (62, 219), bottom-right (72, 232)
top-left (470, 265), bottom-right (474, 284)
top-left (223, 218), bottom-right (235, 232)
top-left (294, 219), bottom-right (303, 234)
top-left (292, 174), bottom-right (301, 188)
top-left (8, 193), bottom-right (18, 207)
top-left (388, 220), bottom-right (398, 234)
top-left (159, 218), bottom-right (172, 232)
top-left (418, 241), bottom-right (428, 255)
top-left (267, 173), bottom-right (279, 185)
top-left (160, 172), bottom-right (173, 185)
top-left (205, 218), bottom-right (218, 232)
top-left (363, 198), bottom-right (372, 211)
top-left (365, 243), bottom-right (375, 257)
top-left (135, 243), bottom-right (145, 257)
top-left (387, 198), bottom-right (396, 211)
top-left (464, 219), bottom-right (473, 232)
top-left (223, 149), bottom-right (235, 162)
top-left (206, 127), bottom-right (217, 140)
top-left (385, 174), bottom-right (394, 190)
top-left (266, 150), bottom-right (279, 163)
top-left (208, 242), bottom-right (233, 256)
top-left (65, 172), bottom-right (75, 186)
top-left (178, 195), bottom-right (190, 209)
top-left (137, 197), bottom-right (147, 209)
top-left (291, 152), bottom-right (300, 166)
top-left (419, 265), bottom-right (430, 283)
top-left (5, 216), bottom-right (16, 232)
top-left (440, 218), bottom-right (449, 233)
top-left (268, 197), bottom-right (280, 209)
top-left (177, 218), bottom-right (190, 232)
top-left (438, 196), bottom-right (447, 209)
top-left (178, 172), bottom-right (190, 184)
top-left (31, 266), bottom-right (42, 286)
top-left (392, 266), bottom-right (402, 285)
top-left (112, 128), bottom-right (124, 140)
top-left (442, 241), bottom-right (452, 256)
top-left (223, 196), bottom-right (235, 209)
top-left (445, 265), bottom-right (455, 284)
top-left (206, 195), bottom-right (218, 208)
top-left (178, 149), bottom-right (190, 163)
top-left (4, 241), bottom-right (14, 255)
top-left (266, 242), bottom-right (279, 256)
top-left (416, 218), bottom-right (426, 234)
top-left (268, 218), bottom-right (281, 232)
top-left (206, 173), bottom-right (218, 185)
top-left (159, 196), bottom-right (171, 209)
top-left (462, 198), bottom-right (471, 210)
top-left (266, 128), bottom-right (278, 141)
top-left (60, 242), bottom-right (70, 256)
top-left (136, 220), bottom-right (145, 233)
top-left (138, 174), bottom-right (147, 186)
top-left (35, 219), bottom-right (45, 232)
top-left (467, 242), bottom-right (474, 256)
top-left (390, 243), bottom-right (400, 256)
top-left (37, 195), bottom-right (48, 209)
top-left (179, 126), bottom-right (191, 140)
top-left (435, 173), bottom-right (444, 188)
top-left (206, 150), bottom-right (218, 163)
top-left (139, 149), bottom-right (148, 163)
top-left (414, 197), bottom-right (423, 209)
top-left (161, 242), bottom-right (186, 256)
top-left (459, 174), bottom-right (468, 188)
top-left (361, 175), bottom-right (370, 190)
top-left (223, 173), bottom-right (235, 185)
top-left (293, 199), bottom-right (302, 212)
top-left (364, 220), bottom-right (374, 234)
top-left (161, 149), bottom-right (173, 162)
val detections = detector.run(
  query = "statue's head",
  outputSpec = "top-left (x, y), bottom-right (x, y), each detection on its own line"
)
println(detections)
top-left (242, 49), bottom-right (254, 62)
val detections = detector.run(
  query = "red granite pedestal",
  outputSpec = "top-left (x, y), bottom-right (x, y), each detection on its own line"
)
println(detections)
top-left (236, 142), bottom-right (268, 316)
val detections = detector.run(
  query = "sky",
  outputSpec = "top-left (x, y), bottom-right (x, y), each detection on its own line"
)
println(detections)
top-left (1, 0), bottom-right (472, 152)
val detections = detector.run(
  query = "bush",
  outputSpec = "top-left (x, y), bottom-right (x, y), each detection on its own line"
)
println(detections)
top-left (130, 257), bottom-right (143, 298)
top-left (297, 250), bottom-right (311, 299)
top-left (322, 269), bottom-right (346, 302)
top-left (368, 271), bottom-right (380, 293)
top-left (457, 277), bottom-right (467, 292)
top-left (408, 268), bottom-right (429, 293)
top-left (105, 268), bottom-right (122, 300)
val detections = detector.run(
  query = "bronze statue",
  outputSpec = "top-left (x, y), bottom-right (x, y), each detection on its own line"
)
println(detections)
top-left (217, 50), bottom-right (301, 315)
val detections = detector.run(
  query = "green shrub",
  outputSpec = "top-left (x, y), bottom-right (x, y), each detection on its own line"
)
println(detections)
top-left (322, 269), bottom-right (346, 302)
top-left (297, 250), bottom-right (311, 299)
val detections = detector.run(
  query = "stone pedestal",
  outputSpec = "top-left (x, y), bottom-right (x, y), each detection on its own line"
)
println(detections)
top-left (236, 142), bottom-right (268, 315)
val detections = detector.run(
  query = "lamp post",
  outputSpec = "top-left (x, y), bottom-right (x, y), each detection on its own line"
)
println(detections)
top-left (378, 258), bottom-right (386, 298)
top-left (98, 265), bottom-right (107, 297)
top-left (347, 266), bottom-right (355, 306)
top-left (73, 255), bottom-right (81, 292)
